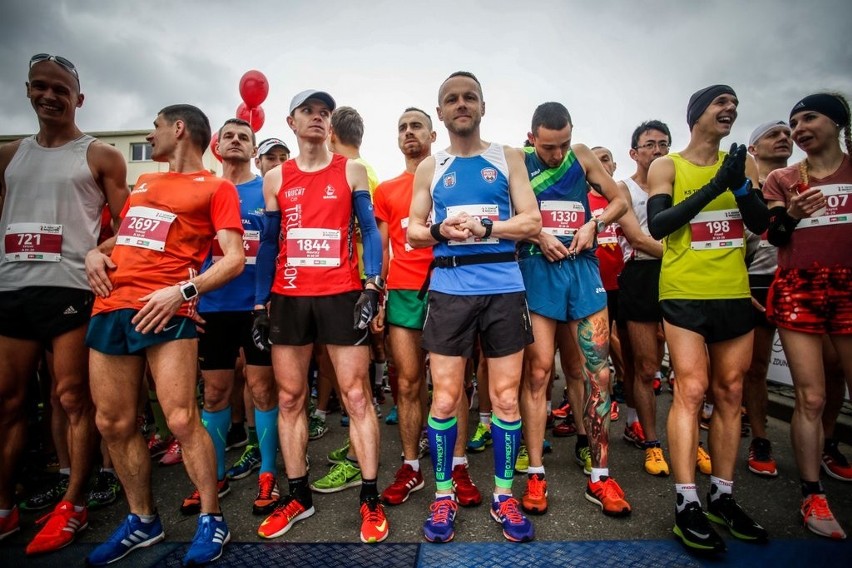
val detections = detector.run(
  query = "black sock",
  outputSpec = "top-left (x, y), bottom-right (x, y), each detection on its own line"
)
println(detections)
top-left (360, 478), bottom-right (378, 503)
top-left (289, 475), bottom-right (312, 506)
top-left (801, 479), bottom-right (823, 498)
top-left (643, 439), bottom-right (660, 449)
top-left (576, 435), bottom-right (589, 449)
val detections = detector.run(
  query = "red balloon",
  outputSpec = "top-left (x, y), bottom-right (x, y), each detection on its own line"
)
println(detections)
top-left (239, 70), bottom-right (269, 107)
top-left (236, 102), bottom-right (265, 132)
top-left (209, 131), bottom-right (222, 162)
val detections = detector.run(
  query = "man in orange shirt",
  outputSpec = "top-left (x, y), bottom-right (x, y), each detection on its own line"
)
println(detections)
top-left (84, 104), bottom-right (245, 566)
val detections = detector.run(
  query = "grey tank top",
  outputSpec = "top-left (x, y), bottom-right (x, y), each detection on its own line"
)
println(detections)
top-left (0, 135), bottom-right (104, 291)
top-left (621, 177), bottom-right (656, 261)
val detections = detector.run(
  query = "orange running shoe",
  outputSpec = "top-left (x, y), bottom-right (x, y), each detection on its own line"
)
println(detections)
top-left (25, 500), bottom-right (88, 555)
top-left (585, 477), bottom-right (631, 517)
top-left (521, 473), bottom-right (548, 515)
top-left (359, 498), bottom-right (389, 543)
top-left (257, 495), bottom-right (315, 539)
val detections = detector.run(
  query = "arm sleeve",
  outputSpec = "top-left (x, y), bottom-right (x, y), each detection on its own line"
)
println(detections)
top-left (736, 190), bottom-right (770, 234)
top-left (254, 210), bottom-right (281, 306)
top-left (766, 206), bottom-right (800, 247)
top-left (353, 189), bottom-right (381, 279)
top-left (647, 182), bottom-right (723, 240)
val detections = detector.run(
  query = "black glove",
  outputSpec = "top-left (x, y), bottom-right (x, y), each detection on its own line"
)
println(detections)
top-left (251, 308), bottom-right (271, 352)
top-left (353, 288), bottom-right (380, 330)
top-left (712, 143), bottom-right (747, 192)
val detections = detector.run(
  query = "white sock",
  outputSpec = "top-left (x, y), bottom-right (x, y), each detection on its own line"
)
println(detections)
top-left (138, 512), bottom-right (157, 523)
top-left (709, 476), bottom-right (733, 502)
top-left (675, 483), bottom-right (700, 512)
top-left (626, 406), bottom-right (638, 425)
top-left (479, 413), bottom-right (491, 425)
top-left (546, 400), bottom-right (552, 414)
top-left (404, 459), bottom-right (420, 472)
top-left (654, 371), bottom-right (662, 380)
top-left (590, 467), bottom-right (608, 482)
top-left (59, 467), bottom-right (71, 476)
top-left (703, 402), bottom-right (714, 416)
top-left (527, 465), bottom-right (545, 475)
top-left (452, 456), bottom-right (467, 469)
top-left (313, 408), bottom-right (327, 421)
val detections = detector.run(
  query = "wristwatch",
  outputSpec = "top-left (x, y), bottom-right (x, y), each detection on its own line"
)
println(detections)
top-left (480, 218), bottom-right (494, 238)
top-left (178, 280), bottom-right (199, 301)
top-left (366, 275), bottom-right (386, 290)
top-left (592, 217), bottom-right (606, 235)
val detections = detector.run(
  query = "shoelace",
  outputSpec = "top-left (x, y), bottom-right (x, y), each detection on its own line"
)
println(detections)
top-left (804, 495), bottom-right (833, 521)
top-left (527, 476), bottom-right (545, 498)
top-left (596, 478), bottom-right (623, 500)
top-left (429, 499), bottom-right (457, 523)
top-left (258, 478), bottom-right (276, 499)
top-left (361, 501), bottom-right (384, 523)
top-left (272, 497), bottom-right (304, 520)
top-left (496, 498), bottom-right (524, 524)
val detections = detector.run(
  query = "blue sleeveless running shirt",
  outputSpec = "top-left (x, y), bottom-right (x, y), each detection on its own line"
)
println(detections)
top-left (429, 143), bottom-right (524, 295)
top-left (198, 175), bottom-right (265, 312)
top-left (519, 147), bottom-right (594, 259)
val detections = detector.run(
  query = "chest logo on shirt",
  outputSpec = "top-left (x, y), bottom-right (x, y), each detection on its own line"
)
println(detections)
top-left (132, 183), bottom-right (148, 194)
top-left (322, 185), bottom-right (338, 200)
top-left (443, 172), bottom-right (456, 188)
top-left (194, 177), bottom-right (206, 182)
top-left (285, 187), bottom-right (306, 202)
top-left (481, 168), bottom-right (497, 183)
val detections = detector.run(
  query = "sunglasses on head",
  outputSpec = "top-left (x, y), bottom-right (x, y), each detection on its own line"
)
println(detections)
top-left (30, 53), bottom-right (79, 81)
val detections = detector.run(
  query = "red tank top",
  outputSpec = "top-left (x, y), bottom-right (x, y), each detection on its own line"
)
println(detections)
top-left (272, 154), bottom-right (361, 296)
top-left (588, 190), bottom-right (624, 291)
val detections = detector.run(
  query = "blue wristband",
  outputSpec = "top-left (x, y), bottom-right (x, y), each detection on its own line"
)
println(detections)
top-left (732, 179), bottom-right (752, 197)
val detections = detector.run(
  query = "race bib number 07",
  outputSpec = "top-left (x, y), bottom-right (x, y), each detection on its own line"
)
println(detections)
top-left (286, 228), bottom-right (341, 267)
top-left (116, 206), bottom-right (177, 252)
top-left (690, 209), bottom-right (743, 250)
top-left (797, 184), bottom-right (852, 230)
top-left (212, 230), bottom-right (260, 265)
top-left (4, 222), bottom-right (63, 262)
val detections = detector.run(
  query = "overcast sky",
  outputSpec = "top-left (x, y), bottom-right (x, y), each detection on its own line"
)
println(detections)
top-left (2, 0), bottom-right (850, 181)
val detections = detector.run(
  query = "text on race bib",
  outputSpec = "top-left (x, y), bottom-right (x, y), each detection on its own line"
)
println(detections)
top-left (212, 231), bottom-right (259, 265)
top-left (540, 201), bottom-right (585, 236)
top-left (690, 209), bottom-right (743, 250)
top-left (286, 228), bottom-right (341, 267)
top-left (445, 204), bottom-right (499, 246)
top-left (116, 206), bottom-right (177, 252)
top-left (4, 223), bottom-right (62, 262)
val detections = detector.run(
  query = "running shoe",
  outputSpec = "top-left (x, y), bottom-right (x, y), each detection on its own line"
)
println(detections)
top-left (644, 446), bottom-right (670, 477)
top-left (623, 421), bottom-right (646, 449)
top-left (514, 445), bottom-right (529, 474)
top-left (385, 405), bottom-right (399, 425)
top-left (373, 401), bottom-right (383, 419)
top-left (183, 513), bottom-right (230, 565)
top-left (699, 412), bottom-right (712, 431)
top-left (542, 439), bottom-right (553, 454)
top-left (359, 497), bottom-right (389, 543)
top-left (253, 472), bottom-right (280, 516)
top-left (551, 400), bottom-right (571, 419)
top-left (0, 506), bottom-right (20, 542)
top-left (575, 445), bottom-right (592, 476)
top-left (696, 443), bottom-right (712, 475)
top-left (612, 381), bottom-right (626, 404)
top-left (552, 419), bottom-right (577, 437)
top-left (451, 463), bottom-right (482, 506)
top-left (418, 434), bottom-right (430, 458)
top-left (25, 500), bottom-right (88, 555)
top-left (466, 422), bottom-right (492, 452)
top-left (423, 496), bottom-right (457, 543)
top-left (160, 437), bottom-right (183, 466)
top-left (147, 433), bottom-right (172, 459)
top-left (327, 438), bottom-right (351, 464)
top-left (585, 477), bottom-right (631, 517)
top-left (87, 513), bottom-right (165, 566)
top-left (310, 461), bottom-right (361, 493)
top-left (308, 416), bottom-right (328, 441)
top-left (706, 493), bottom-right (768, 542)
top-left (381, 464), bottom-right (424, 505)
top-left (226, 444), bottom-right (261, 480)
top-left (180, 479), bottom-right (231, 516)
top-left (652, 377), bottom-right (662, 395)
top-left (87, 469), bottom-right (122, 509)
top-left (490, 494), bottom-right (534, 542)
top-left (521, 473), bottom-right (548, 515)
top-left (257, 495), bottom-right (315, 539)
top-left (225, 423), bottom-right (248, 451)
top-left (801, 493), bottom-right (847, 540)
top-left (610, 401), bottom-right (620, 422)
top-left (747, 437), bottom-right (778, 477)
top-left (673, 502), bottom-right (725, 553)
top-left (821, 441), bottom-right (852, 481)
top-left (545, 412), bottom-right (555, 428)
top-left (340, 411), bottom-right (349, 427)
top-left (20, 473), bottom-right (69, 511)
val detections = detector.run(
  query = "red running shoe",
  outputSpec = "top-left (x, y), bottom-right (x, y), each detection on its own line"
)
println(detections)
top-left (451, 464), bottom-right (482, 506)
top-left (381, 464), bottom-right (425, 505)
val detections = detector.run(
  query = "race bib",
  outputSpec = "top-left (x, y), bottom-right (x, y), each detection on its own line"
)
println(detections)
top-left (4, 222), bottom-right (62, 262)
top-left (796, 184), bottom-right (852, 230)
top-left (591, 207), bottom-right (618, 245)
top-left (286, 228), bottom-right (341, 267)
top-left (446, 204), bottom-right (499, 246)
top-left (400, 217), bottom-right (413, 252)
top-left (540, 201), bottom-right (585, 236)
top-left (116, 206), bottom-right (177, 252)
top-left (212, 230), bottom-right (260, 265)
top-left (690, 209), bottom-right (744, 250)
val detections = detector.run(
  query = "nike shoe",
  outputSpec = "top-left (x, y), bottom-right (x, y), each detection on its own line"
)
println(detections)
top-left (521, 473), bottom-right (548, 515)
top-left (253, 472), bottom-right (280, 516)
top-left (180, 479), bottom-right (231, 516)
top-left (87, 469), bottom-right (122, 509)
top-left (225, 423), bottom-right (248, 451)
top-left (551, 399), bottom-right (571, 419)
top-left (183, 513), bottom-right (230, 565)
top-left (359, 497), bottom-right (389, 543)
top-left (673, 502), bottom-right (725, 553)
top-left (706, 493), bottom-right (768, 542)
top-left (821, 440), bottom-right (852, 481)
top-left (585, 477), bottom-right (631, 517)
top-left (147, 433), bottom-right (172, 459)
top-left (747, 438), bottom-right (778, 477)
top-left (327, 438), bottom-right (351, 464)
top-left (20, 473), bottom-right (69, 511)
top-left (490, 494), bottom-right (534, 542)
top-left (87, 513), bottom-right (165, 566)
top-left (381, 464), bottom-right (424, 505)
top-left (575, 445), bottom-right (592, 476)
top-left (25, 500), bottom-right (88, 555)
top-left (0, 506), bottom-right (20, 542)
top-left (308, 416), bottom-right (328, 441)
top-left (623, 422), bottom-right (646, 449)
top-left (310, 461), bottom-right (361, 493)
top-left (159, 437), bottom-right (183, 466)
top-left (644, 446), bottom-right (670, 477)
top-left (385, 406), bottom-right (399, 425)
top-left (226, 444), bottom-right (261, 480)
top-left (696, 443), bottom-right (712, 475)
top-left (257, 494), bottom-right (315, 539)
top-left (466, 422), bottom-right (492, 452)
top-left (801, 493), bottom-right (847, 540)
top-left (514, 445), bottom-right (529, 474)
top-left (423, 496), bottom-right (457, 543)
top-left (451, 463), bottom-right (482, 506)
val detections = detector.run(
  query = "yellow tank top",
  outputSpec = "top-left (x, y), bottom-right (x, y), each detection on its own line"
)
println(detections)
top-left (659, 152), bottom-right (749, 300)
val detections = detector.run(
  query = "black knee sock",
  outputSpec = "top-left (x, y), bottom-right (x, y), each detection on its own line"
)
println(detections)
top-left (289, 475), bottom-right (312, 506)
top-left (360, 478), bottom-right (378, 503)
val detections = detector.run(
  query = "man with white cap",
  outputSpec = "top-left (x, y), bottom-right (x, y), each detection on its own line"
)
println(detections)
top-left (253, 89), bottom-right (387, 543)
top-left (255, 137), bottom-right (290, 173)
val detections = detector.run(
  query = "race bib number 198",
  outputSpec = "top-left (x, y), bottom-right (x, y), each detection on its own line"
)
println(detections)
top-left (690, 209), bottom-right (743, 250)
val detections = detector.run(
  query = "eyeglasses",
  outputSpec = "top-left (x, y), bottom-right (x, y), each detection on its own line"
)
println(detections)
top-left (634, 141), bottom-right (669, 151)
top-left (29, 53), bottom-right (79, 82)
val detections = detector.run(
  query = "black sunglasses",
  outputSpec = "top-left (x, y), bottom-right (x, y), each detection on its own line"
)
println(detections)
top-left (30, 53), bottom-right (79, 82)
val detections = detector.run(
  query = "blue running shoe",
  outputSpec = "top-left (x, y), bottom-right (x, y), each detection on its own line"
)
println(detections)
top-left (490, 494), bottom-right (534, 542)
top-left (182, 514), bottom-right (230, 566)
top-left (423, 496), bottom-right (458, 543)
top-left (385, 406), bottom-right (399, 425)
top-left (87, 513), bottom-right (165, 566)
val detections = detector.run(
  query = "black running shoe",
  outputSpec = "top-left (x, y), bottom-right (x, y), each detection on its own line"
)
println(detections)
top-left (706, 493), bottom-right (768, 542)
top-left (673, 502), bottom-right (726, 553)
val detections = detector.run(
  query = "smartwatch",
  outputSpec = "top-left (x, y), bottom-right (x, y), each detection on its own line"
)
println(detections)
top-left (366, 275), bottom-right (386, 290)
top-left (480, 218), bottom-right (494, 238)
top-left (592, 217), bottom-right (606, 235)
top-left (178, 280), bottom-right (198, 301)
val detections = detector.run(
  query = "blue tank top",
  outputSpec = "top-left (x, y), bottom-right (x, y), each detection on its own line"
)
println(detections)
top-left (519, 147), bottom-right (594, 259)
top-left (198, 175), bottom-right (265, 312)
top-left (429, 143), bottom-right (524, 295)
